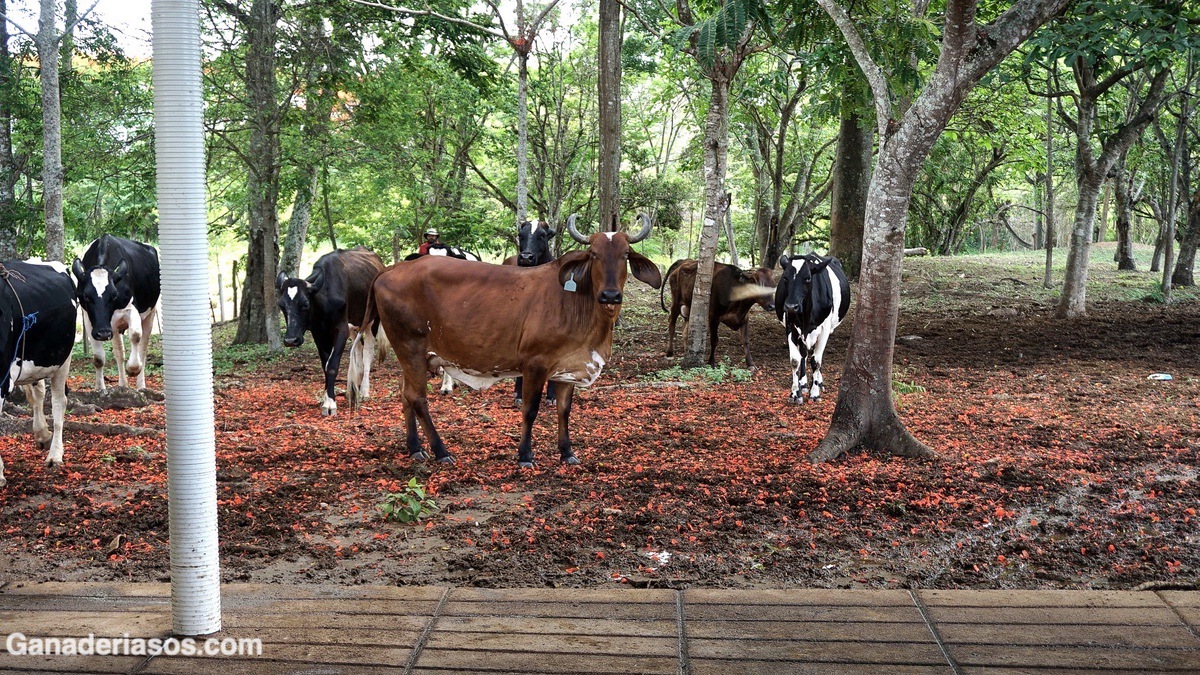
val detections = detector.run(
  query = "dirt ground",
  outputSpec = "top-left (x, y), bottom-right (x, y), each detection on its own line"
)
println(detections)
top-left (2, 244), bottom-right (1198, 591)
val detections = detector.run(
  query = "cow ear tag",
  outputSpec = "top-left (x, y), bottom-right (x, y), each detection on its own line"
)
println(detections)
top-left (563, 271), bottom-right (577, 293)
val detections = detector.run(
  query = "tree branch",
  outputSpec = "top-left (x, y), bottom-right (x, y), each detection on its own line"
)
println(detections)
top-left (345, 0), bottom-right (508, 40)
top-left (813, 0), bottom-right (892, 139)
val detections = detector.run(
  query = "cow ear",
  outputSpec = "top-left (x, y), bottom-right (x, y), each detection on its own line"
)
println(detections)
top-left (812, 257), bottom-right (832, 274)
top-left (774, 277), bottom-right (787, 322)
top-left (276, 271), bottom-right (289, 292)
top-left (72, 258), bottom-right (85, 283)
top-left (557, 250), bottom-right (590, 287)
top-left (778, 254), bottom-right (790, 270)
top-left (306, 267), bottom-right (325, 293)
top-left (546, 229), bottom-right (556, 238)
top-left (112, 259), bottom-right (128, 282)
top-left (628, 250), bottom-right (662, 289)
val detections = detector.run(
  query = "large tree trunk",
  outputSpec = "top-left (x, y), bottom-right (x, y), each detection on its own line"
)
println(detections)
top-left (597, 0), bottom-right (621, 232)
top-left (828, 102), bottom-right (872, 279)
top-left (234, 0), bottom-right (282, 348)
top-left (1161, 57), bottom-right (1191, 302)
top-left (1113, 153), bottom-right (1137, 270)
top-left (0, 0), bottom-right (17, 259)
top-left (1172, 188), bottom-right (1199, 286)
top-left (681, 73), bottom-right (730, 368)
top-left (38, 0), bottom-right (64, 261)
top-left (810, 138), bottom-right (934, 463)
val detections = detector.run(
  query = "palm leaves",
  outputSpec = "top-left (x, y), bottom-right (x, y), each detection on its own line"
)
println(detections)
top-left (670, 0), bottom-right (766, 69)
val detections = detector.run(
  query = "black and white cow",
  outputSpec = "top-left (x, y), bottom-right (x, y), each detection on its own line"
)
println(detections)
top-left (503, 218), bottom-right (559, 406)
top-left (404, 243), bottom-right (481, 262)
top-left (0, 259), bottom-right (77, 487)
top-left (775, 253), bottom-right (850, 404)
top-left (277, 246), bottom-right (386, 416)
top-left (72, 235), bottom-right (160, 390)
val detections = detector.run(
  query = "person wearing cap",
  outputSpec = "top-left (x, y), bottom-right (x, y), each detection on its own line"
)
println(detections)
top-left (418, 228), bottom-right (441, 255)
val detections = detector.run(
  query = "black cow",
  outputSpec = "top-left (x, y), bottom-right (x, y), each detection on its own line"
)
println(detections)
top-left (0, 259), bottom-right (77, 487)
top-left (277, 247), bottom-right (386, 416)
top-left (72, 235), bottom-right (160, 391)
top-left (662, 259), bottom-right (776, 367)
top-left (775, 253), bottom-right (850, 403)
top-left (503, 218), bottom-right (559, 406)
top-left (403, 243), bottom-right (481, 262)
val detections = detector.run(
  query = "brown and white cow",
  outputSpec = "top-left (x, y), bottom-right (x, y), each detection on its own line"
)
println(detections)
top-left (661, 259), bottom-right (776, 367)
top-left (348, 215), bottom-right (661, 468)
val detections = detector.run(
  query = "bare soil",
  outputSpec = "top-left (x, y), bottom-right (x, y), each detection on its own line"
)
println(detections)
top-left (2, 244), bottom-right (1198, 591)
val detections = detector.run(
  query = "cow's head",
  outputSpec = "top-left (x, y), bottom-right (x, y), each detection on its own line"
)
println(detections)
top-left (517, 219), bottom-right (556, 266)
top-left (560, 214), bottom-right (661, 315)
top-left (72, 258), bottom-right (132, 341)
top-left (775, 254), bottom-right (832, 322)
top-left (738, 267), bottom-right (777, 313)
top-left (276, 268), bottom-right (325, 348)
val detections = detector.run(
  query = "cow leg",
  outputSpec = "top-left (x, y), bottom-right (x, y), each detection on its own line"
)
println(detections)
top-left (439, 368), bottom-right (454, 395)
top-left (554, 383), bottom-right (578, 465)
top-left (514, 377), bottom-right (524, 408)
top-left (26, 380), bottom-right (51, 449)
top-left (45, 356), bottom-right (70, 466)
top-left (83, 313), bottom-right (107, 391)
top-left (740, 321), bottom-right (755, 368)
top-left (112, 323), bottom-right (129, 388)
top-left (808, 328), bottom-right (833, 401)
top-left (357, 329), bottom-right (377, 402)
top-left (127, 308), bottom-right (155, 389)
top-left (400, 353), bottom-right (452, 463)
top-left (321, 327), bottom-right (350, 416)
top-left (545, 381), bottom-right (557, 405)
top-left (666, 304), bottom-right (680, 356)
top-left (787, 326), bottom-right (809, 404)
top-left (516, 371), bottom-right (547, 468)
top-left (707, 316), bottom-right (720, 366)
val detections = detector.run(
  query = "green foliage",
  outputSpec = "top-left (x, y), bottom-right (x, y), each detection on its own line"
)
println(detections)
top-left (379, 478), bottom-right (439, 524)
top-left (645, 360), bottom-right (753, 384)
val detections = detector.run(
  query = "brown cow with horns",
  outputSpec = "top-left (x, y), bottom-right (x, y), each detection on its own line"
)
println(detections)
top-left (348, 214), bottom-right (661, 468)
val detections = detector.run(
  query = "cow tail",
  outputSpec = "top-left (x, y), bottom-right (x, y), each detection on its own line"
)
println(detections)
top-left (348, 278), bottom-right (381, 411)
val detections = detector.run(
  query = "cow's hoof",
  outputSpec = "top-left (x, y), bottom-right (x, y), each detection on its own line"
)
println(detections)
top-left (544, 398), bottom-right (557, 407)
top-left (562, 455), bottom-right (580, 466)
top-left (439, 388), bottom-right (452, 396)
top-left (517, 460), bottom-right (535, 469)
top-left (0, 476), bottom-right (6, 488)
top-left (43, 457), bottom-right (62, 468)
top-left (514, 398), bottom-right (523, 409)
top-left (322, 407), bottom-right (337, 417)
top-left (789, 394), bottom-right (804, 405)
top-left (437, 455), bottom-right (456, 464)
top-left (410, 451), bottom-right (429, 461)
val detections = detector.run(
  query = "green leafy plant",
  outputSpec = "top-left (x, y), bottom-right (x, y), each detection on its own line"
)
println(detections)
top-left (645, 360), bottom-right (753, 385)
top-left (379, 478), bottom-right (438, 524)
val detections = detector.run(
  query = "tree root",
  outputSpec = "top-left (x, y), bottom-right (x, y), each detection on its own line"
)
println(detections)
top-left (808, 407), bottom-right (936, 464)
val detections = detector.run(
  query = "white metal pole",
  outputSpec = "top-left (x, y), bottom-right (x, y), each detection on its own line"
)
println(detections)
top-left (153, 0), bottom-right (221, 635)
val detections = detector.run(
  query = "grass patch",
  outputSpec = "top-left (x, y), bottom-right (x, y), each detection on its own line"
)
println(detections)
top-left (644, 360), bottom-right (753, 384)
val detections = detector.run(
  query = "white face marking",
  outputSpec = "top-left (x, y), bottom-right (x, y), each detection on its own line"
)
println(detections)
top-left (604, 232), bottom-right (616, 240)
top-left (89, 269), bottom-right (110, 298)
top-left (287, 287), bottom-right (298, 299)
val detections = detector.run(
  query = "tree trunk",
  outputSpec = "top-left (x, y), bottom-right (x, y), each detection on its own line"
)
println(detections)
top-left (234, 0), bottom-right (282, 348)
top-left (280, 88), bottom-right (332, 278)
top-left (1095, 177), bottom-right (1109, 242)
top-left (1113, 153), bottom-right (1136, 270)
top-left (1042, 74), bottom-right (1055, 289)
top-left (1057, 168), bottom-right (1105, 317)
top-left (61, 0), bottom-right (75, 78)
top-left (0, 0), bottom-right (17, 259)
top-left (809, 138), bottom-right (934, 464)
top-left (515, 49), bottom-right (530, 224)
top-left (597, 0), bottom-right (621, 232)
top-left (1032, 177), bottom-right (1043, 250)
top-left (828, 103), bottom-right (872, 279)
top-left (1172, 188), bottom-right (1199, 286)
top-left (281, 171), bottom-right (318, 278)
top-left (1161, 55), bottom-right (1191, 302)
top-left (681, 73), bottom-right (730, 368)
top-left (38, 0), bottom-right (64, 262)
